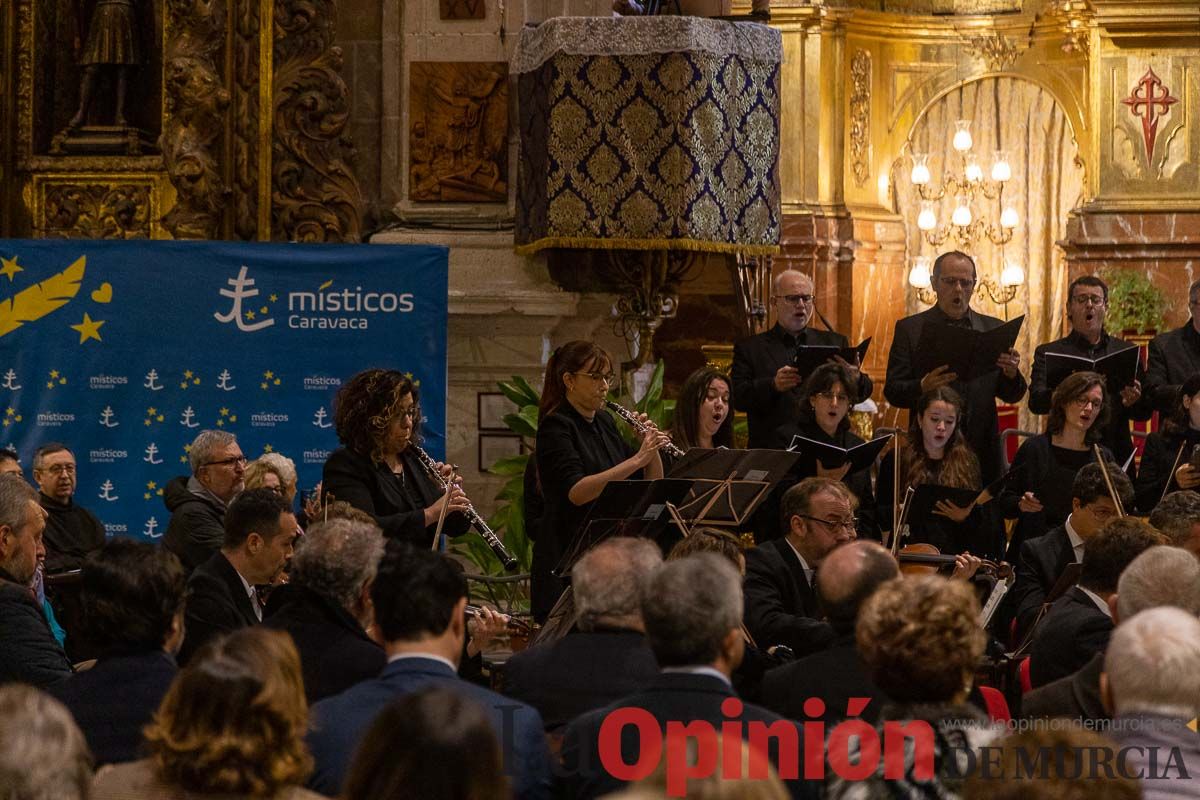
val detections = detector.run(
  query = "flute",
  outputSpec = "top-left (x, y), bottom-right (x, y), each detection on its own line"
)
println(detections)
top-left (410, 444), bottom-right (520, 571)
top-left (604, 400), bottom-right (685, 458)
top-left (465, 603), bottom-right (534, 635)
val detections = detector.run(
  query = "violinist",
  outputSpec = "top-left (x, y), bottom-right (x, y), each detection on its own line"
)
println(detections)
top-left (1134, 375), bottom-right (1200, 512)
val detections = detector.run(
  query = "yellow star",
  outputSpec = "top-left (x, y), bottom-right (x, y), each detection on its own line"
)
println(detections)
top-left (179, 382), bottom-right (188, 389)
top-left (183, 370), bottom-right (193, 379)
top-left (269, 293), bottom-right (278, 302)
top-left (216, 419), bottom-right (224, 427)
top-left (4, 408), bottom-right (12, 416)
top-left (264, 370), bottom-right (274, 379)
top-left (184, 444), bottom-right (192, 452)
top-left (180, 455), bottom-right (187, 463)
top-left (147, 481), bottom-right (157, 489)
top-left (0, 256), bottom-right (22, 282)
top-left (49, 370), bottom-right (59, 379)
top-left (46, 381), bottom-right (54, 389)
top-left (147, 407), bottom-right (157, 415)
top-left (263, 444), bottom-right (274, 453)
top-left (219, 407), bottom-right (229, 416)
top-left (70, 313), bottom-right (105, 344)
top-left (261, 382), bottom-right (268, 390)
top-left (245, 310), bottom-right (256, 320)
top-left (144, 419), bottom-right (151, 426)
top-left (144, 492), bottom-right (151, 500)
top-left (1, 419), bottom-right (8, 427)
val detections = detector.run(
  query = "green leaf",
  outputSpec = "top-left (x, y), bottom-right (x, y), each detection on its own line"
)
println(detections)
top-left (502, 412), bottom-right (537, 438)
top-left (510, 375), bottom-right (542, 406)
top-left (487, 453), bottom-right (528, 476)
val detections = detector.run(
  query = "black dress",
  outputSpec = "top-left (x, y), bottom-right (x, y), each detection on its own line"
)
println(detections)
top-left (533, 403), bottom-right (636, 623)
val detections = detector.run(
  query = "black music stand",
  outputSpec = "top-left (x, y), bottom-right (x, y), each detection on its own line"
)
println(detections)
top-left (665, 448), bottom-right (800, 529)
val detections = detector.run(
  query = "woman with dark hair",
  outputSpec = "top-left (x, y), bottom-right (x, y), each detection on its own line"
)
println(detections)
top-left (668, 368), bottom-right (733, 452)
top-left (533, 341), bottom-right (669, 622)
top-left (342, 687), bottom-right (506, 800)
top-left (91, 627), bottom-right (322, 800)
top-left (322, 368), bottom-right (471, 547)
top-left (1135, 374), bottom-right (1200, 512)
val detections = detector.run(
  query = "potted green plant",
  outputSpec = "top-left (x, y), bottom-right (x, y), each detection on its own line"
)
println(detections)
top-left (1102, 268), bottom-right (1168, 337)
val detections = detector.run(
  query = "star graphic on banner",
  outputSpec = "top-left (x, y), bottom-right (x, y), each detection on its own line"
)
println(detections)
top-left (70, 313), bottom-right (105, 344)
top-left (245, 310), bottom-right (256, 320)
top-left (46, 381), bottom-right (54, 389)
top-left (260, 382), bottom-right (268, 390)
top-left (264, 370), bottom-right (274, 379)
top-left (4, 409), bottom-right (13, 416)
top-left (219, 407), bottom-right (229, 417)
top-left (229, 414), bottom-right (237, 423)
top-left (263, 444), bottom-right (274, 453)
top-left (144, 419), bottom-right (151, 426)
top-left (184, 444), bottom-right (192, 452)
top-left (147, 407), bottom-right (157, 416)
top-left (216, 419), bottom-right (225, 427)
top-left (183, 370), bottom-right (194, 379)
top-left (269, 294), bottom-right (278, 302)
top-left (49, 370), bottom-right (59, 379)
top-left (146, 481), bottom-right (157, 490)
top-left (144, 492), bottom-right (151, 499)
top-left (1, 419), bottom-right (8, 427)
top-left (0, 256), bottom-right (22, 282)
top-left (179, 455), bottom-right (187, 463)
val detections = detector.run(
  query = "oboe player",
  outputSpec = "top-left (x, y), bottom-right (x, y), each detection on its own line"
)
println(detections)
top-left (322, 368), bottom-right (471, 546)
top-left (532, 341), bottom-right (670, 623)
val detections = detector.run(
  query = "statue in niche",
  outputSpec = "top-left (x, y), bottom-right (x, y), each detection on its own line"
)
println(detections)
top-left (408, 62), bottom-right (508, 203)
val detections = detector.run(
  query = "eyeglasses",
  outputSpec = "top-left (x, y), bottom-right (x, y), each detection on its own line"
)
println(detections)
top-left (203, 456), bottom-right (247, 468)
top-left (815, 391), bottom-right (851, 404)
top-left (937, 276), bottom-right (976, 289)
top-left (395, 406), bottom-right (421, 421)
top-left (1070, 295), bottom-right (1106, 307)
top-left (36, 464), bottom-right (75, 475)
top-left (1087, 505), bottom-right (1118, 521)
top-left (800, 515), bottom-right (858, 533)
top-left (573, 371), bottom-right (616, 385)
top-left (776, 294), bottom-right (814, 306)
top-left (1070, 397), bottom-right (1102, 410)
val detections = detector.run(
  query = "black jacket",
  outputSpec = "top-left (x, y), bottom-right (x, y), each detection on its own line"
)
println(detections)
top-left (162, 476), bottom-right (226, 573)
top-left (732, 324), bottom-right (874, 449)
top-left (501, 627), bottom-right (659, 732)
top-left (1145, 323), bottom-right (1200, 414)
top-left (884, 306), bottom-right (1028, 484)
top-left (1008, 525), bottom-right (1077, 644)
top-left (759, 634), bottom-right (888, 726)
top-left (322, 447), bottom-right (470, 548)
top-left (263, 583), bottom-right (384, 704)
top-left (50, 650), bottom-right (177, 765)
top-left (0, 568), bottom-right (72, 688)
top-left (1021, 651), bottom-right (1107, 724)
top-left (743, 538), bottom-right (835, 657)
top-left (1134, 429), bottom-right (1200, 513)
top-left (39, 494), bottom-right (106, 573)
top-left (178, 552), bottom-right (260, 665)
top-left (1029, 586), bottom-right (1113, 689)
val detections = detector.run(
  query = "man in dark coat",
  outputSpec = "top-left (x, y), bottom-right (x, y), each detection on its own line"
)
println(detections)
top-left (32, 443), bottom-right (105, 573)
top-left (732, 269), bottom-right (873, 449)
top-left (1145, 277), bottom-right (1200, 414)
top-left (163, 430), bottom-right (246, 573)
top-left (884, 250), bottom-right (1027, 484)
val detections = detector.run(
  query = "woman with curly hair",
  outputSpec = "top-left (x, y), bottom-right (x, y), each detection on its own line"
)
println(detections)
top-left (321, 368), bottom-right (471, 547)
top-left (91, 627), bottom-right (323, 800)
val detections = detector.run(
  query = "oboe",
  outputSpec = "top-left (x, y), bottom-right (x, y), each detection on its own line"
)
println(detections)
top-left (410, 444), bottom-right (520, 571)
top-left (604, 400), bottom-right (685, 458)
top-left (465, 604), bottom-right (534, 635)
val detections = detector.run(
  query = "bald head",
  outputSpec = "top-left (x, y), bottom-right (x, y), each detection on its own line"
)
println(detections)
top-left (816, 541), bottom-right (899, 636)
top-left (1116, 546), bottom-right (1200, 622)
top-left (572, 537), bottom-right (662, 631)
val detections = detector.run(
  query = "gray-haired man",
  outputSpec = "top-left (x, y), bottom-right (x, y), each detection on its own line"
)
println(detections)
top-left (163, 430), bottom-right (246, 572)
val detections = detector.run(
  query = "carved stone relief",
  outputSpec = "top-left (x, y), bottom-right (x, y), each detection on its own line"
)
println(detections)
top-left (963, 32), bottom-right (1023, 72)
top-left (850, 49), bottom-right (871, 188)
top-left (37, 180), bottom-right (153, 238)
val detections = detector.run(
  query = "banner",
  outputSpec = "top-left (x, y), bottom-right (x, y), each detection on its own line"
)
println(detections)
top-left (0, 239), bottom-right (449, 542)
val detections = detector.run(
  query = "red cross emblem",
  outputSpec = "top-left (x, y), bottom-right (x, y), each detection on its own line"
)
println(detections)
top-left (1122, 67), bottom-right (1178, 162)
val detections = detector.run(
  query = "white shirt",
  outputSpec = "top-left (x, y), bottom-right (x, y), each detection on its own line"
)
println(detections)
top-left (1065, 515), bottom-right (1085, 563)
top-left (784, 537), bottom-right (815, 586)
top-left (1077, 585), bottom-right (1113, 618)
top-left (386, 652), bottom-right (458, 672)
top-left (660, 666), bottom-right (732, 687)
top-left (233, 567), bottom-right (262, 621)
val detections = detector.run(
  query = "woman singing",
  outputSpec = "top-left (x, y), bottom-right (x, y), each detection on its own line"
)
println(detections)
top-left (322, 368), bottom-right (471, 546)
top-left (532, 341), bottom-right (669, 622)
top-left (668, 368), bottom-right (733, 453)
top-left (1135, 375), bottom-right (1200, 512)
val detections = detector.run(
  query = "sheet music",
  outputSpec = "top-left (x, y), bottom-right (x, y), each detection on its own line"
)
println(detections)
top-left (980, 577), bottom-right (1012, 628)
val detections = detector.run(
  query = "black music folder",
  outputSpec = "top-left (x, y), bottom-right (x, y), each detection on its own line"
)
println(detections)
top-left (905, 484), bottom-right (982, 526)
top-left (1044, 347), bottom-right (1140, 395)
top-left (787, 433), bottom-right (892, 474)
top-left (914, 315), bottom-right (1025, 382)
top-left (793, 338), bottom-right (871, 379)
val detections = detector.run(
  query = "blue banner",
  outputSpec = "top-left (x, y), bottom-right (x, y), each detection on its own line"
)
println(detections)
top-left (0, 239), bottom-right (449, 542)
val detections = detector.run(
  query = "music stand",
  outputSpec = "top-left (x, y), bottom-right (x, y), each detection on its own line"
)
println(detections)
top-left (665, 448), bottom-right (800, 528)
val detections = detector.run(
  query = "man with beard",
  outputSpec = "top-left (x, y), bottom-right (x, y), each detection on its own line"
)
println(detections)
top-left (32, 444), bottom-right (105, 574)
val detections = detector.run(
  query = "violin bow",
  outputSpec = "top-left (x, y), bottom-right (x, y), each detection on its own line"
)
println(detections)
top-left (1093, 444), bottom-right (1126, 517)
top-left (1160, 441), bottom-right (1189, 507)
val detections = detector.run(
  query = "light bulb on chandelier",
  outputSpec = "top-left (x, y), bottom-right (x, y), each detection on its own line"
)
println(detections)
top-left (951, 197), bottom-right (973, 227)
top-left (910, 153), bottom-right (931, 186)
top-left (1000, 260), bottom-right (1025, 287)
top-left (1000, 206), bottom-right (1019, 229)
top-left (918, 201), bottom-right (938, 231)
top-left (964, 156), bottom-right (983, 183)
top-left (909, 256), bottom-right (933, 289)
top-left (952, 120), bottom-right (973, 152)
top-left (991, 151), bottom-right (1012, 183)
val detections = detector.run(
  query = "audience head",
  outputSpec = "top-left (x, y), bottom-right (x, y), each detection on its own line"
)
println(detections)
top-left (572, 537), bottom-right (662, 632)
top-left (0, 684), bottom-right (92, 800)
top-left (816, 541), bottom-right (900, 636)
top-left (1068, 463), bottom-right (1131, 540)
top-left (931, 251), bottom-right (977, 319)
top-left (221, 488), bottom-right (297, 585)
top-left (334, 368), bottom-right (420, 462)
top-left (1047, 371), bottom-right (1108, 445)
top-left (539, 341), bottom-right (615, 421)
top-left (963, 725), bottom-right (1139, 800)
top-left (798, 363), bottom-right (857, 434)
top-left (772, 269), bottom-right (816, 334)
top-left (641, 553), bottom-right (744, 673)
top-left (0, 475), bottom-right (45, 585)
top-left (781, 477), bottom-right (857, 566)
top-left (81, 539), bottom-right (187, 656)
top-left (1116, 546), bottom-right (1200, 621)
top-left (31, 442), bottom-right (76, 504)
top-left (318, 499), bottom-right (379, 527)
top-left (1078, 517), bottom-right (1164, 596)
top-left (342, 687), bottom-right (506, 800)
top-left (243, 452), bottom-right (298, 503)
top-left (1164, 374), bottom-right (1200, 435)
top-left (1148, 490), bottom-right (1200, 556)
top-left (856, 575), bottom-right (985, 705)
top-left (671, 367), bottom-right (733, 450)
top-left (0, 447), bottom-right (21, 477)
top-left (290, 518), bottom-right (384, 627)
top-left (1103, 607), bottom-right (1200, 720)
top-left (144, 627), bottom-right (311, 795)
top-left (371, 544), bottom-right (467, 659)
top-left (667, 527), bottom-right (745, 574)
top-left (1065, 275), bottom-right (1110, 342)
top-left (188, 430), bottom-right (245, 502)
top-left (609, 736), bottom-right (789, 800)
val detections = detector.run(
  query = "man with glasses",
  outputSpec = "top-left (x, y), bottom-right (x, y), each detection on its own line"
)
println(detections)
top-left (1028, 275), bottom-right (1150, 470)
top-left (164, 429), bottom-right (247, 573)
top-left (732, 269), bottom-right (873, 448)
top-left (884, 250), bottom-right (1027, 484)
top-left (32, 443), bottom-right (105, 574)
top-left (1145, 277), bottom-right (1200, 415)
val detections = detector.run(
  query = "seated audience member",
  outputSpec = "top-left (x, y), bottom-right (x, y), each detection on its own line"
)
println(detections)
top-left (0, 447), bottom-right (21, 476)
top-left (1006, 462), bottom-right (1131, 643)
top-left (501, 537), bottom-right (660, 733)
top-left (561, 554), bottom-right (810, 800)
top-left (1147, 489), bottom-right (1200, 556)
top-left (760, 540), bottom-right (898, 725)
top-left (306, 545), bottom-right (549, 798)
top-left (163, 430), bottom-right (247, 572)
top-left (963, 726), bottom-right (1139, 800)
top-left (1028, 518), bottom-right (1164, 688)
top-left (606, 737), bottom-right (790, 800)
top-left (0, 475), bottom-right (71, 688)
top-left (50, 540), bottom-right (186, 765)
top-left (1135, 376), bottom-right (1200, 511)
top-left (341, 687), bottom-right (507, 800)
top-left (1104, 607), bottom-right (1200, 799)
top-left (245, 451), bottom-right (299, 503)
top-left (1024, 545), bottom-right (1200, 724)
top-left (743, 476), bottom-right (848, 657)
top-left (825, 575), bottom-right (999, 800)
top-left (178, 488), bottom-right (296, 664)
top-left (32, 443), bottom-right (105, 573)
top-left (91, 628), bottom-right (323, 800)
top-left (0, 684), bottom-right (92, 800)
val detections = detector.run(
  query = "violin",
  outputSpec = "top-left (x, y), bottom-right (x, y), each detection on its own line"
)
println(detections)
top-left (896, 542), bottom-right (1012, 579)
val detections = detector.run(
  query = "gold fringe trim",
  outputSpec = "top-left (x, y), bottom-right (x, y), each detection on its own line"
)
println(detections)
top-left (513, 236), bottom-right (780, 257)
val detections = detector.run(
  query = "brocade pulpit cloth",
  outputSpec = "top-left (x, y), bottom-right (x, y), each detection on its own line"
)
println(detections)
top-left (512, 16), bottom-right (782, 256)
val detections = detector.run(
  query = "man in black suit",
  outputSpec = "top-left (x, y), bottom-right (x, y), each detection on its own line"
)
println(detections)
top-left (760, 540), bottom-right (897, 725)
top-left (1029, 517), bottom-right (1163, 688)
top-left (31, 443), bottom-right (106, 574)
top-left (1006, 462), bottom-right (1132, 644)
top-left (50, 539), bottom-right (185, 765)
top-left (178, 488), bottom-right (297, 664)
top-left (732, 269), bottom-right (873, 449)
top-left (501, 537), bottom-right (660, 733)
top-left (163, 430), bottom-right (247, 572)
top-left (561, 553), bottom-right (815, 800)
top-left (1028, 276), bottom-right (1151, 469)
top-left (1145, 277), bottom-right (1200, 414)
top-left (263, 516), bottom-right (386, 703)
top-left (743, 477), bottom-right (849, 658)
top-left (884, 250), bottom-right (1027, 484)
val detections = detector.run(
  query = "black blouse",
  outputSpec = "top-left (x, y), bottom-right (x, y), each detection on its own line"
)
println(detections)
top-left (1000, 434), bottom-right (1114, 550)
top-left (1135, 428), bottom-right (1200, 513)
